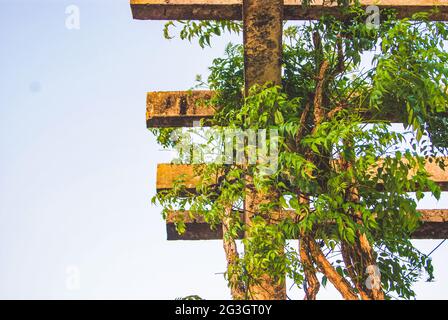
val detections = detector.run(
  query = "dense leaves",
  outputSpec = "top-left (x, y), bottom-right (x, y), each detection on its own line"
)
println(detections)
top-left (154, 6), bottom-right (448, 300)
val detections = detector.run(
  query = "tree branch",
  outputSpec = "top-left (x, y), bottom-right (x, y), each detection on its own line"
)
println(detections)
top-left (341, 242), bottom-right (372, 300)
top-left (300, 237), bottom-right (320, 300)
top-left (222, 206), bottom-right (246, 300)
top-left (340, 139), bottom-right (385, 300)
top-left (313, 60), bottom-right (330, 126)
top-left (305, 235), bottom-right (359, 300)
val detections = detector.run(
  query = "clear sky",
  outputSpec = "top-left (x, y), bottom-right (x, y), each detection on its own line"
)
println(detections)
top-left (0, 0), bottom-right (446, 299)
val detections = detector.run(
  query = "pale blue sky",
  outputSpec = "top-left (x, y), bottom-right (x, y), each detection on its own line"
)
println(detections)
top-left (0, 0), bottom-right (446, 299)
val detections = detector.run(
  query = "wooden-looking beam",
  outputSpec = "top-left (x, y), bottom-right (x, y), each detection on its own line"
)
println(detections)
top-left (165, 209), bottom-right (448, 240)
top-left (131, 0), bottom-right (448, 21)
top-left (146, 91), bottom-right (407, 128)
top-left (156, 164), bottom-right (209, 191)
top-left (147, 91), bottom-right (215, 127)
top-left (156, 158), bottom-right (448, 192)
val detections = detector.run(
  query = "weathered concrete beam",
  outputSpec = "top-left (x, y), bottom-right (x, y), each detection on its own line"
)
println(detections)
top-left (146, 91), bottom-right (410, 128)
top-left (147, 91), bottom-right (215, 128)
top-left (156, 164), bottom-right (210, 192)
top-left (131, 0), bottom-right (448, 21)
top-left (165, 209), bottom-right (448, 240)
top-left (156, 158), bottom-right (448, 192)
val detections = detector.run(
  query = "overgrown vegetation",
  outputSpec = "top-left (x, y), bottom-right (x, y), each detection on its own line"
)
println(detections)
top-left (152, 5), bottom-right (448, 300)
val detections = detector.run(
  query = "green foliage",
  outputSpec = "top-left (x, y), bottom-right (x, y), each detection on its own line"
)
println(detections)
top-left (154, 8), bottom-right (448, 299)
top-left (371, 12), bottom-right (448, 146)
top-left (164, 20), bottom-right (242, 48)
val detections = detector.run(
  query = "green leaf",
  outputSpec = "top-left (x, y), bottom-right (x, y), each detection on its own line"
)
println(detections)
top-left (275, 110), bottom-right (284, 125)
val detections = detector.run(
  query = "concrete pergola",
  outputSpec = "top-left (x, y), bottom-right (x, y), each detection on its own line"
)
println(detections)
top-left (131, 0), bottom-right (448, 299)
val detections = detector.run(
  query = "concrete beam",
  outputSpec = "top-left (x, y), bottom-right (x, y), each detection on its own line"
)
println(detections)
top-left (156, 158), bottom-right (448, 192)
top-left (131, 0), bottom-right (448, 21)
top-left (165, 209), bottom-right (448, 240)
top-left (146, 91), bottom-right (405, 128)
top-left (147, 91), bottom-right (215, 128)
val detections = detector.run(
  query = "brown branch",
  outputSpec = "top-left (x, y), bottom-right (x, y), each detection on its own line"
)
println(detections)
top-left (312, 31), bottom-right (324, 67)
top-left (297, 195), bottom-right (319, 300)
top-left (326, 103), bottom-right (348, 119)
top-left (348, 185), bottom-right (385, 299)
top-left (340, 139), bottom-right (385, 300)
top-left (300, 237), bottom-right (320, 300)
top-left (341, 242), bottom-right (372, 300)
top-left (356, 234), bottom-right (385, 300)
top-left (313, 60), bottom-right (330, 126)
top-left (296, 102), bottom-right (311, 145)
top-left (336, 34), bottom-right (345, 74)
top-left (320, 34), bottom-right (347, 122)
top-left (222, 206), bottom-right (245, 300)
top-left (305, 235), bottom-right (359, 300)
